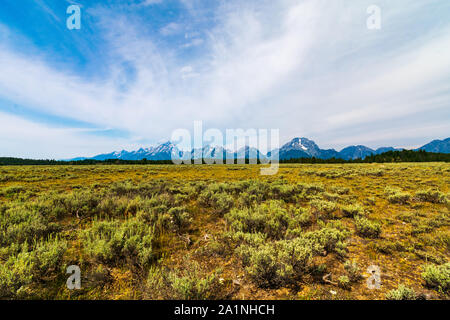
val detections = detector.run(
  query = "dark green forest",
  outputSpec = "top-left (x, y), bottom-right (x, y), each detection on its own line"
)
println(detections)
top-left (281, 150), bottom-right (450, 164)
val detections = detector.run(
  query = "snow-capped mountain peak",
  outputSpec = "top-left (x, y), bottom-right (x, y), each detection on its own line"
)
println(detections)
top-left (72, 137), bottom-right (450, 162)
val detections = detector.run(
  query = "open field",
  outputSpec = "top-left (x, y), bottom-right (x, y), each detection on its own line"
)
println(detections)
top-left (0, 163), bottom-right (449, 300)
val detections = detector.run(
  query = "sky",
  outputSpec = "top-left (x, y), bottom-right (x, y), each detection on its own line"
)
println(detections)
top-left (0, 0), bottom-right (449, 159)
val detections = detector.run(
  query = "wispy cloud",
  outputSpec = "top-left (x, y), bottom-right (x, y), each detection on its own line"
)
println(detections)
top-left (160, 22), bottom-right (183, 36)
top-left (140, 0), bottom-right (163, 6)
top-left (0, 111), bottom-right (141, 159)
top-left (34, 0), bottom-right (61, 22)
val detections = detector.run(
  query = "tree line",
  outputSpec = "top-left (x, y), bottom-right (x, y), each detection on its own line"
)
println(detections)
top-left (280, 150), bottom-right (450, 163)
top-left (0, 149), bottom-right (448, 166)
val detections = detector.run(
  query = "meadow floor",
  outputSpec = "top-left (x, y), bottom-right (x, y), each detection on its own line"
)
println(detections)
top-left (0, 163), bottom-right (448, 300)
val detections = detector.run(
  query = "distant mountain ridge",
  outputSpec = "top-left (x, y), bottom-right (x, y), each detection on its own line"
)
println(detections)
top-left (69, 137), bottom-right (450, 161)
top-left (415, 138), bottom-right (450, 153)
top-left (274, 138), bottom-right (406, 161)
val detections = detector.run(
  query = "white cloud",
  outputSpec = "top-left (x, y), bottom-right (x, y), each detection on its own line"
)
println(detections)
top-left (34, 0), bottom-right (61, 22)
top-left (181, 38), bottom-right (204, 48)
top-left (0, 112), bottom-right (141, 159)
top-left (160, 22), bottom-right (183, 36)
top-left (140, 0), bottom-right (162, 6)
top-left (180, 65), bottom-right (199, 79)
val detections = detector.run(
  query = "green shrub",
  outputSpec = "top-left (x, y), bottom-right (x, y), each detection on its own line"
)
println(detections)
top-left (427, 213), bottom-right (450, 228)
top-left (229, 231), bottom-right (267, 247)
top-left (398, 212), bottom-right (416, 223)
top-left (0, 205), bottom-right (60, 246)
top-left (225, 201), bottom-right (290, 239)
top-left (330, 186), bottom-right (350, 195)
top-left (206, 182), bottom-right (230, 194)
top-left (198, 239), bottom-right (231, 257)
top-left (338, 275), bottom-right (351, 290)
top-left (310, 199), bottom-right (337, 219)
top-left (341, 204), bottom-right (364, 218)
top-left (0, 245), bottom-right (34, 298)
top-left (355, 216), bottom-right (381, 238)
top-left (385, 284), bottom-right (417, 300)
top-left (323, 192), bottom-right (341, 202)
top-left (0, 174), bottom-right (14, 182)
top-left (199, 191), bottom-right (234, 214)
top-left (1, 186), bottom-right (26, 197)
top-left (50, 190), bottom-right (102, 218)
top-left (239, 239), bottom-right (313, 288)
top-left (245, 181), bottom-right (270, 200)
top-left (373, 240), bottom-right (405, 255)
top-left (410, 222), bottom-right (435, 237)
top-left (237, 192), bottom-right (259, 207)
top-left (237, 226), bottom-right (348, 288)
top-left (302, 227), bottom-right (348, 256)
top-left (388, 193), bottom-right (411, 204)
top-left (198, 189), bottom-right (214, 206)
top-left (168, 206), bottom-right (192, 230)
top-left (364, 169), bottom-right (384, 177)
top-left (231, 232), bottom-right (271, 265)
top-left (344, 260), bottom-right (361, 282)
top-left (268, 182), bottom-right (297, 202)
top-left (364, 197), bottom-right (376, 206)
top-left (291, 207), bottom-right (312, 227)
top-left (168, 272), bottom-right (221, 300)
top-left (109, 180), bottom-right (170, 198)
top-left (83, 218), bottom-right (155, 267)
top-left (174, 193), bottom-right (189, 205)
top-left (0, 238), bottom-right (67, 298)
top-left (32, 237), bottom-right (67, 275)
top-left (98, 197), bottom-right (128, 217)
top-left (385, 187), bottom-right (411, 204)
top-left (147, 262), bottom-right (225, 299)
top-left (110, 196), bottom-right (190, 232)
top-left (298, 183), bottom-right (325, 195)
top-left (421, 263), bottom-right (450, 293)
top-left (213, 193), bottom-right (234, 215)
top-left (414, 189), bottom-right (447, 204)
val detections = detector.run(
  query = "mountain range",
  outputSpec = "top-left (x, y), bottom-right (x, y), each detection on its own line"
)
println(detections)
top-left (69, 137), bottom-right (450, 162)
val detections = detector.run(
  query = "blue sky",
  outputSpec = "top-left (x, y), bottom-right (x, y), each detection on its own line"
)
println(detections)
top-left (0, 0), bottom-right (449, 158)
